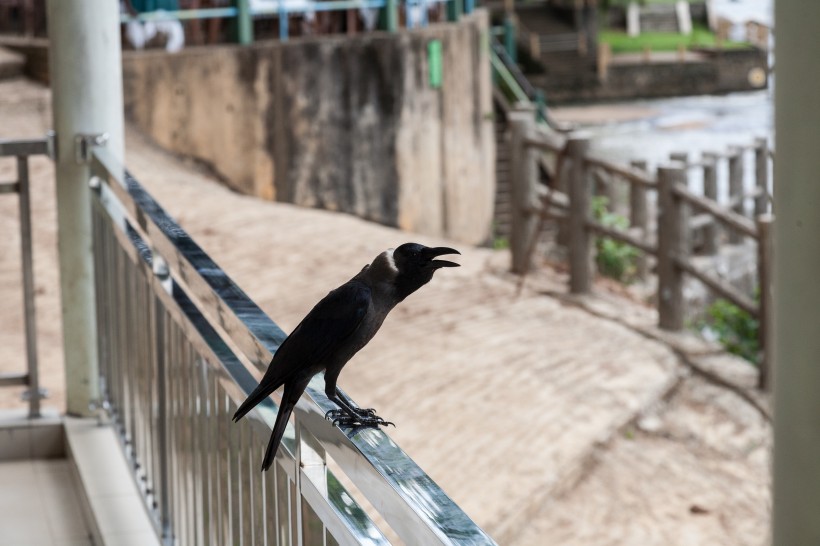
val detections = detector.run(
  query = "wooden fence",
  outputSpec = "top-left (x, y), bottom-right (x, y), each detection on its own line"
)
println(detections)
top-left (508, 107), bottom-right (774, 389)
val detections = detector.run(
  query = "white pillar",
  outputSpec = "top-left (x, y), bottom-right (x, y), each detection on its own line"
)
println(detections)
top-left (773, 1), bottom-right (820, 544)
top-left (48, 0), bottom-right (125, 416)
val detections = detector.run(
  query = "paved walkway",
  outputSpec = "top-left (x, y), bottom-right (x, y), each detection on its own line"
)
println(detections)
top-left (0, 78), bottom-right (770, 544)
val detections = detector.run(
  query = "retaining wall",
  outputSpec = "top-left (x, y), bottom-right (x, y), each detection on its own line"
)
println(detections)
top-left (122, 12), bottom-right (496, 245)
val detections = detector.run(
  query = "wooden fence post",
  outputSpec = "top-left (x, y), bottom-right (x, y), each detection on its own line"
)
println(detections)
top-left (755, 137), bottom-right (770, 216)
top-left (728, 146), bottom-right (744, 243)
top-left (657, 165), bottom-right (687, 330)
top-left (702, 152), bottom-right (720, 255)
top-left (670, 152), bottom-right (691, 255)
top-left (508, 106), bottom-right (538, 275)
top-left (757, 214), bottom-right (774, 390)
top-left (630, 159), bottom-right (649, 279)
top-left (568, 136), bottom-right (592, 294)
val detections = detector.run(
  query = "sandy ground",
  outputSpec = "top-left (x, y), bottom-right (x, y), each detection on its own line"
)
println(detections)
top-left (0, 77), bottom-right (771, 545)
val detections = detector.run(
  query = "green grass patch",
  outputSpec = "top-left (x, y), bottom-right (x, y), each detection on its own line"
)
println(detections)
top-left (600, 25), bottom-right (749, 53)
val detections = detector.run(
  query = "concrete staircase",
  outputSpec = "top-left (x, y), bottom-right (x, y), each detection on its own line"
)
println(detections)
top-left (640, 4), bottom-right (680, 33)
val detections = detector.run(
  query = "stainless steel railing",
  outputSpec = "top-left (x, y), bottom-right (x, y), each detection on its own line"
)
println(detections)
top-left (0, 136), bottom-right (52, 417)
top-left (88, 146), bottom-right (495, 546)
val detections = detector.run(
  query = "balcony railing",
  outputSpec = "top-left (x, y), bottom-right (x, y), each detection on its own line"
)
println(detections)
top-left (88, 146), bottom-right (495, 545)
top-left (0, 136), bottom-right (53, 417)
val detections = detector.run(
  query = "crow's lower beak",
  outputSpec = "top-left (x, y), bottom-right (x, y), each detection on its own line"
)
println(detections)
top-left (424, 246), bottom-right (461, 268)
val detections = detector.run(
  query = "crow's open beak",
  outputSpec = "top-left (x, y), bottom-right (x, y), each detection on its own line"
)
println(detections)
top-left (424, 247), bottom-right (461, 268)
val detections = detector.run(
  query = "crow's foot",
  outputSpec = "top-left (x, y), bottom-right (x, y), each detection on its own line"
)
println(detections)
top-left (324, 409), bottom-right (394, 428)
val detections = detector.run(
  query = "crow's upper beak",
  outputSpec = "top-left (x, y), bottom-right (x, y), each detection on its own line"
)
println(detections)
top-left (423, 246), bottom-right (461, 268)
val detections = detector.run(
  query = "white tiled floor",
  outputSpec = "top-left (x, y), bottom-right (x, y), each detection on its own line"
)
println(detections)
top-left (0, 459), bottom-right (93, 546)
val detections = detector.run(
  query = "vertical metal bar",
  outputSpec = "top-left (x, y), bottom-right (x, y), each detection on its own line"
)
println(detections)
top-left (183, 340), bottom-right (196, 546)
top-left (218, 375), bottom-right (228, 544)
top-left (278, 1), bottom-right (288, 41)
top-left (446, 0), bottom-right (462, 22)
top-left (236, 0), bottom-right (253, 44)
top-left (229, 397), bottom-right (242, 546)
top-left (277, 464), bottom-right (290, 546)
top-left (252, 429), bottom-right (265, 546)
top-left (297, 422), bottom-right (328, 546)
top-left (198, 360), bottom-right (212, 546)
top-left (503, 16), bottom-right (516, 63)
top-left (170, 322), bottom-right (182, 546)
top-left (17, 156), bottom-right (40, 417)
top-left (291, 477), bottom-right (300, 546)
top-left (385, 0), bottom-right (397, 32)
top-left (266, 460), bottom-right (278, 545)
top-left (240, 421), bottom-right (252, 546)
top-left (155, 301), bottom-right (172, 544)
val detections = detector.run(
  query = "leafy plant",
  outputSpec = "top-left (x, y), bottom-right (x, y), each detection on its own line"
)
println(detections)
top-left (493, 235), bottom-right (510, 250)
top-left (591, 196), bottom-right (640, 282)
top-left (701, 298), bottom-right (760, 365)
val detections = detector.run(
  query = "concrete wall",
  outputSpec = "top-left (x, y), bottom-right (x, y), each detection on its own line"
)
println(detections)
top-left (536, 47), bottom-right (768, 103)
top-left (122, 12), bottom-right (496, 245)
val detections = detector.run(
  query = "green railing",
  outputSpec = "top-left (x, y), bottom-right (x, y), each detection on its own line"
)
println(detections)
top-left (121, 0), bottom-right (475, 43)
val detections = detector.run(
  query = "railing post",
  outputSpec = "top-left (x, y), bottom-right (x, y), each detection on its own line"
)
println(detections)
top-left (755, 137), bottom-right (769, 216)
top-left (629, 159), bottom-right (649, 280)
top-left (657, 165), bottom-right (686, 330)
top-left (757, 214), bottom-right (774, 391)
top-left (670, 152), bottom-right (690, 255)
top-left (151, 251), bottom-right (173, 543)
top-left (236, 0), bottom-right (253, 44)
top-left (385, 0), bottom-right (398, 32)
top-left (17, 156), bottom-right (42, 417)
top-left (503, 15), bottom-right (517, 63)
top-left (508, 105), bottom-right (538, 274)
top-left (728, 146), bottom-right (744, 243)
top-left (597, 42), bottom-right (611, 82)
top-left (48, 0), bottom-right (125, 416)
top-left (447, 0), bottom-right (463, 22)
top-left (702, 152), bottom-right (720, 255)
top-left (567, 136), bottom-right (592, 294)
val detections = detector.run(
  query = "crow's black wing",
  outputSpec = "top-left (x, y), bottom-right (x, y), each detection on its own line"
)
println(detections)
top-left (270, 280), bottom-right (372, 376)
top-left (233, 280), bottom-right (371, 422)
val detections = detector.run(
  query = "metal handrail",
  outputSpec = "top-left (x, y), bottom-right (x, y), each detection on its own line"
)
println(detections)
top-left (490, 36), bottom-right (573, 133)
top-left (89, 146), bottom-right (495, 545)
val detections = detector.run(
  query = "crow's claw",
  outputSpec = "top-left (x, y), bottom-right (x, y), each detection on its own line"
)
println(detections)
top-left (325, 408), bottom-right (394, 428)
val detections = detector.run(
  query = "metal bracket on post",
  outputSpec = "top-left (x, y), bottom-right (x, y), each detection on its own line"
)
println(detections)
top-left (74, 132), bottom-right (109, 164)
top-left (46, 130), bottom-right (58, 161)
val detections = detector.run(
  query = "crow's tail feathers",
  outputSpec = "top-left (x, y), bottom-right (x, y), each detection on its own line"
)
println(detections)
top-left (232, 378), bottom-right (281, 423)
top-left (261, 400), bottom-right (294, 472)
top-left (261, 381), bottom-right (307, 472)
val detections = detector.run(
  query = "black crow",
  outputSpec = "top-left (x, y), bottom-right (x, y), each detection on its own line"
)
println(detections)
top-left (232, 243), bottom-right (460, 471)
